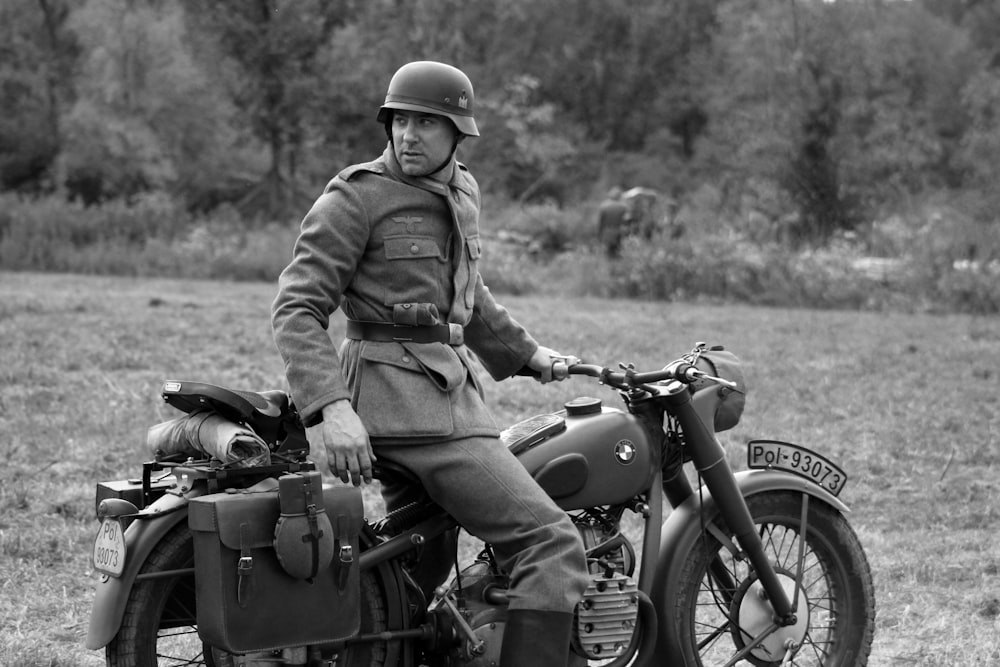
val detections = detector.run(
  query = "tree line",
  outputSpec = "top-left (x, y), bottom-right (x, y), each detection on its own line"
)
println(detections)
top-left (3, 0), bottom-right (999, 242)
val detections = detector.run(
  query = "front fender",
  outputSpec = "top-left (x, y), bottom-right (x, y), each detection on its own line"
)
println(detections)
top-left (648, 469), bottom-right (849, 665)
top-left (85, 491), bottom-right (190, 650)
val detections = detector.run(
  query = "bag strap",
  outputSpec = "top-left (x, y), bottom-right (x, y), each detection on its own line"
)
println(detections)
top-left (302, 485), bottom-right (323, 581)
top-left (335, 514), bottom-right (354, 594)
top-left (237, 522), bottom-right (254, 607)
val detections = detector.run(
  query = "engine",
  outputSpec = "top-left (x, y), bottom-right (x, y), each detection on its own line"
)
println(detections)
top-left (429, 517), bottom-right (640, 665)
top-left (573, 514), bottom-right (641, 661)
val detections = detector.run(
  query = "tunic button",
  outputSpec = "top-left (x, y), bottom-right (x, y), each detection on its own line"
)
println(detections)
top-left (410, 244), bottom-right (420, 254)
top-left (402, 355), bottom-right (411, 363)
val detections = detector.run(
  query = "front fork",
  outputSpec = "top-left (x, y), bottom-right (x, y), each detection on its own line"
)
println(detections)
top-left (663, 389), bottom-right (798, 626)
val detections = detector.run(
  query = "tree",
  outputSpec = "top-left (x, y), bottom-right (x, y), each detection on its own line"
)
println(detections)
top-left (695, 0), bottom-right (979, 241)
top-left (60, 0), bottom-right (246, 205)
top-left (185, 0), bottom-right (351, 219)
top-left (0, 0), bottom-right (75, 193)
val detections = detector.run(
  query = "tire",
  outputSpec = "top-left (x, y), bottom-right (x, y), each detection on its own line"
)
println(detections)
top-left (105, 523), bottom-right (391, 667)
top-left (336, 568), bottom-right (390, 667)
top-left (671, 491), bottom-right (875, 666)
top-left (106, 523), bottom-right (205, 667)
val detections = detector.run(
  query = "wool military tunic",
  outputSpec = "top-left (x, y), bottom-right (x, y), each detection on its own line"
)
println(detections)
top-left (271, 145), bottom-right (538, 442)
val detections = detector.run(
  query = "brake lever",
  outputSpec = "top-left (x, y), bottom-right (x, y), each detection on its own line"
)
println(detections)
top-left (687, 368), bottom-right (740, 390)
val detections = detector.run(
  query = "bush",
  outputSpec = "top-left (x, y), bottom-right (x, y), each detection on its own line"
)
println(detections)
top-left (0, 193), bottom-right (190, 273)
top-left (0, 194), bottom-right (298, 281)
top-left (2, 191), bottom-right (999, 314)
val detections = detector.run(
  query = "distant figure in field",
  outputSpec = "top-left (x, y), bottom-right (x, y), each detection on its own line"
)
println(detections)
top-left (597, 186), bottom-right (630, 257)
top-left (621, 187), bottom-right (660, 241)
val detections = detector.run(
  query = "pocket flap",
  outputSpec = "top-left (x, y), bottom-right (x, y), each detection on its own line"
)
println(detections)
top-left (359, 341), bottom-right (466, 392)
top-left (385, 236), bottom-right (444, 260)
top-left (359, 341), bottom-right (422, 372)
top-left (402, 341), bottom-right (466, 391)
top-left (189, 491), bottom-right (279, 550)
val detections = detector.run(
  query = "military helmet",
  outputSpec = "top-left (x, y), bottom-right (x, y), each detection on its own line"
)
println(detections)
top-left (376, 61), bottom-right (479, 137)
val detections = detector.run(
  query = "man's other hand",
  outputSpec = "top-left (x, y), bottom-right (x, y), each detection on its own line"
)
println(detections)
top-left (306, 400), bottom-right (375, 486)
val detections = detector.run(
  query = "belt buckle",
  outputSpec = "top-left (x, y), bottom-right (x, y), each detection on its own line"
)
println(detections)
top-left (447, 323), bottom-right (464, 346)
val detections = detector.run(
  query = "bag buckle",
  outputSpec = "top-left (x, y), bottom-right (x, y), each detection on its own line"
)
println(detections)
top-left (339, 544), bottom-right (354, 564)
top-left (337, 542), bottom-right (354, 592)
top-left (238, 556), bottom-right (253, 574)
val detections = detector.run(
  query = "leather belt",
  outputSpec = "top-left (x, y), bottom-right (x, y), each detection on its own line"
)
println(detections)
top-left (345, 320), bottom-right (464, 346)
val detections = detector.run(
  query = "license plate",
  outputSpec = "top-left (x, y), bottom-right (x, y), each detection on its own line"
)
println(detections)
top-left (747, 440), bottom-right (848, 497)
top-left (93, 518), bottom-right (127, 577)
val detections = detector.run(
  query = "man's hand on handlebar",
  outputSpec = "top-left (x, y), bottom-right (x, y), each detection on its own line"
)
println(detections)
top-left (526, 345), bottom-right (579, 383)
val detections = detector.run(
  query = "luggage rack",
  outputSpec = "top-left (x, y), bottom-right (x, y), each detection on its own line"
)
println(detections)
top-left (96, 457), bottom-right (321, 517)
top-left (167, 457), bottom-right (318, 495)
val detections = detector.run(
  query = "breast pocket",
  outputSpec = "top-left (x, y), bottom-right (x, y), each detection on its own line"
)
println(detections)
top-left (382, 236), bottom-right (448, 307)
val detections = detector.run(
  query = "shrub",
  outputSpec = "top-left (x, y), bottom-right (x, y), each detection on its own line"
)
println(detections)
top-left (0, 193), bottom-right (191, 273)
top-left (2, 191), bottom-right (999, 314)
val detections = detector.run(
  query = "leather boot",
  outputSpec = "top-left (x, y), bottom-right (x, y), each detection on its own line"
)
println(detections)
top-left (500, 609), bottom-right (576, 667)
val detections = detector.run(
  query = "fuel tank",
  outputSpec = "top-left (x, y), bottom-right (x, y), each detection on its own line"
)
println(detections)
top-left (507, 397), bottom-right (656, 510)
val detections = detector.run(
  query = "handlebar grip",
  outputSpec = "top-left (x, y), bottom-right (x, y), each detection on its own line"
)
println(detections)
top-left (515, 361), bottom-right (573, 382)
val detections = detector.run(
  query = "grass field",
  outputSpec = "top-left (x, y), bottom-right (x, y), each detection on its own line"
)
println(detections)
top-left (1, 270), bottom-right (998, 666)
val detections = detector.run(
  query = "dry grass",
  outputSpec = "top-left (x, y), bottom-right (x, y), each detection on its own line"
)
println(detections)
top-left (1, 271), bottom-right (998, 666)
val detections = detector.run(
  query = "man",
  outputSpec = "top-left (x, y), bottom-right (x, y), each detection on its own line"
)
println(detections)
top-left (597, 186), bottom-right (630, 257)
top-left (271, 61), bottom-right (589, 667)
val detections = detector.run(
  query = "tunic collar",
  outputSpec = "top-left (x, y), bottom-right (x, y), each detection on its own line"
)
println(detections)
top-left (382, 144), bottom-right (472, 197)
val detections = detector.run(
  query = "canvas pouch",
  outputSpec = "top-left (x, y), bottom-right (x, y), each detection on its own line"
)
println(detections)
top-left (188, 476), bottom-right (362, 653)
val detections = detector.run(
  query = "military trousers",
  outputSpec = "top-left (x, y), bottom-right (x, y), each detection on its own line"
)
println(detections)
top-left (377, 436), bottom-right (590, 613)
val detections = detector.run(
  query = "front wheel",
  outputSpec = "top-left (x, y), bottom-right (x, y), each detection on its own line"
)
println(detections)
top-left (672, 491), bottom-right (875, 666)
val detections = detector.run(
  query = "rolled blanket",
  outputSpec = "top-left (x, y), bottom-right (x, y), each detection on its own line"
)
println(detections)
top-left (147, 411), bottom-right (271, 467)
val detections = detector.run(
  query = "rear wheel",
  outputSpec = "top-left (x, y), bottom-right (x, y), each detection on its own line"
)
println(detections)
top-left (105, 523), bottom-right (391, 667)
top-left (671, 491), bottom-right (875, 666)
top-left (106, 523), bottom-right (205, 666)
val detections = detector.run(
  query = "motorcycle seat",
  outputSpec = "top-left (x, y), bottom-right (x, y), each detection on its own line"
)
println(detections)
top-left (160, 380), bottom-right (300, 447)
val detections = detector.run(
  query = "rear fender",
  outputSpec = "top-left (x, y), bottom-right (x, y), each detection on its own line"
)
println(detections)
top-left (648, 469), bottom-right (849, 664)
top-left (84, 491), bottom-right (190, 650)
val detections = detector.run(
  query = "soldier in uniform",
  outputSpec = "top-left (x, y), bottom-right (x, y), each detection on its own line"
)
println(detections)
top-left (597, 186), bottom-right (630, 256)
top-left (271, 61), bottom-right (589, 667)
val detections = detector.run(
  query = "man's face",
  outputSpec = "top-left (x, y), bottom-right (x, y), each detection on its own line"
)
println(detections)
top-left (391, 110), bottom-right (458, 176)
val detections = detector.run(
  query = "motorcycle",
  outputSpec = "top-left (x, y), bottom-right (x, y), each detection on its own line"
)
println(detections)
top-left (86, 342), bottom-right (875, 666)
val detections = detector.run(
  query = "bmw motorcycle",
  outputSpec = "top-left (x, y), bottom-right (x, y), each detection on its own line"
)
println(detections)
top-left (86, 342), bottom-right (875, 666)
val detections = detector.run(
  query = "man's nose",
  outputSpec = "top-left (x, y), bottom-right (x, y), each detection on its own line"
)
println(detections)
top-left (402, 119), bottom-right (419, 142)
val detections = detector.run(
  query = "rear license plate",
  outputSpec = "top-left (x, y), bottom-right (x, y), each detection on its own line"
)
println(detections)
top-left (747, 440), bottom-right (848, 497)
top-left (93, 518), bottom-right (127, 577)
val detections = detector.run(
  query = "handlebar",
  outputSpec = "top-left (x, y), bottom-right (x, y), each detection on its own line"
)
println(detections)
top-left (519, 344), bottom-right (740, 393)
top-left (552, 358), bottom-right (739, 392)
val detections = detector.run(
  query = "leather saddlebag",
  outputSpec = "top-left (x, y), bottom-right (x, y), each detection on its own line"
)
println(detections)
top-left (188, 473), bottom-right (363, 653)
